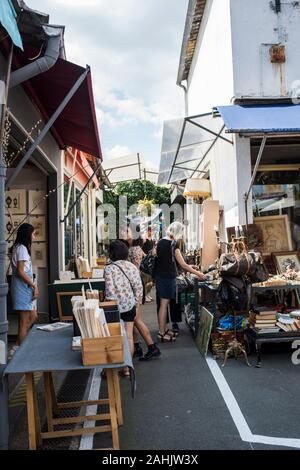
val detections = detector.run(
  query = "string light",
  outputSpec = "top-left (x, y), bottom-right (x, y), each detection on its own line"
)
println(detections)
top-left (6, 159), bottom-right (97, 243)
top-left (5, 118), bottom-right (42, 168)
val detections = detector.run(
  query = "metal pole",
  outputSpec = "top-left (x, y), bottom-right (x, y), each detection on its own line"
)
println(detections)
top-left (244, 135), bottom-right (267, 226)
top-left (6, 66), bottom-right (90, 189)
top-left (0, 41), bottom-right (14, 450)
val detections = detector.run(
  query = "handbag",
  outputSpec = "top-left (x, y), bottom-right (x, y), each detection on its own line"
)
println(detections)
top-left (219, 241), bottom-right (255, 278)
top-left (140, 250), bottom-right (157, 278)
top-left (247, 252), bottom-right (269, 283)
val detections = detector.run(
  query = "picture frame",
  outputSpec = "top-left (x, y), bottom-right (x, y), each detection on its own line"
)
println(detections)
top-left (28, 190), bottom-right (47, 215)
top-left (227, 224), bottom-right (264, 251)
top-left (31, 242), bottom-right (47, 269)
top-left (195, 307), bottom-right (214, 357)
top-left (254, 215), bottom-right (292, 255)
top-left (5, 189), bottom-right (26, 214)
top-left (29, 216), bottom-right (46, 242)
top-left (5, 214), bottom-right (28, 242)
top-left (272, 251), bottom-right (300, 275)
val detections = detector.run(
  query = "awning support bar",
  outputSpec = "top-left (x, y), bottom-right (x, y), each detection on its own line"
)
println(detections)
top-left (6, 66), bottom-right (90, 189)
top-left (186, 118), bottom-right (233, 145)
top-left (244, 135), bottom-right (267, 226)
top-left (167, 119), bottom-right (187, 185)
top-left (190, 125), bottom-right (226, 178)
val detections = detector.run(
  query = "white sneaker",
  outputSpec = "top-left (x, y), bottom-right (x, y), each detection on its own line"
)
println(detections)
top-left (8, 345), bottom-right (19, 361)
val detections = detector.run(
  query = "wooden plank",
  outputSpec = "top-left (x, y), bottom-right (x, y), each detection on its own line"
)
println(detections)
top-left (107, 369), bottom-right (119, 450)
top-left (41, 425), bottom-right (112, 439)
top-left (52, 414), bottom-right (111, 425)
top-left (112, 369), bottom-right (123, 426)
top-left (25, 373), bottom-right (37, 450)
top-left (57, 399), bottom-right (109, 409)
top-left (48, 372), bottom-right (59, 415)
top-left (44, 373), bottom-right (54, 432)
top-left (32, 379), bottom-right (42, 449)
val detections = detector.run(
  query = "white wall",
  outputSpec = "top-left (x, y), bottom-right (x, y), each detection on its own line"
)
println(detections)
top-left (231, 0), bottom-right (300, 98)
top-left (187, 0), bottom-right (234, 115)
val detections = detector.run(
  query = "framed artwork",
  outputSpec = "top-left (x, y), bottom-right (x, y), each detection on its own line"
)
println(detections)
top-left (5, 214), bottom-right (28, 242)
top-left (31, 242), bottom-right (47, 268)
top-left (29, 216), bottom-right (46, 242)
top-left (5, 189), bottom-right (26, 214)
top-left (273, 252), bottom-right (300, 274)
top-left (254, 215), bottom-right (292, 255)
top-left (227, 224), bottom-right (264, 251)
top-left (195, 307), bottom-right (214, 357)
top-left (28, 190), bottom-right (46, 215)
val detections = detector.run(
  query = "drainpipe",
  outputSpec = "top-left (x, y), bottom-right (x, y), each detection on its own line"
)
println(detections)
top-left (178, 82), bottom-right (189, 117)
top-left (0, 41), bottom-right (13, 450)
top-left (9, 32), bottom-right (62, 89)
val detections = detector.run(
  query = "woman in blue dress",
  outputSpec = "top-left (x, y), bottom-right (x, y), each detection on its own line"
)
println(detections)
top-left (9, 223), bottom-right (39, 358)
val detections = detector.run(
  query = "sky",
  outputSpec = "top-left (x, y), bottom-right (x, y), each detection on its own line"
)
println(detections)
top-left (27, 0), bottom-right (188, 169)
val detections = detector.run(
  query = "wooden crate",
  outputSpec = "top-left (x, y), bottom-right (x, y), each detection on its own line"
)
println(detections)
top-left (81, 323), bottom-right (124, 366)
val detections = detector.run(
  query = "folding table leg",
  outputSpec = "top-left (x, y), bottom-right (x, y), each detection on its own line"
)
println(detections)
top-left (25, 373), bottom-right (39, 450)
top-left (112, 369), bottom-right (123, 426)
top-left (106, 369), bottom-right (120, 450)
top-left (44, 372), bottom-right (54, 432)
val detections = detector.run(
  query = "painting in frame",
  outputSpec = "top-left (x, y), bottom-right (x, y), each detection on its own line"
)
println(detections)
top-left (273, 251), bottom-right (300, 275)
top-left (31, 242), bottom-right (47, 269)
top-left (5, 189), bottom-right (26, 215)
top-left (28, 190), bottom-right (46, 215)
top-left (195, 307), bottom-right (214, 357)
top-left (254, 215), bottom-right (292, 255)
top-left (29, 216), bottom-right (46, 242)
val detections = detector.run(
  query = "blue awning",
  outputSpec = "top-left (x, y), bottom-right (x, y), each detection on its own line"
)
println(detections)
top-left (0, 0), bottom-right (23, 50)
top-left (216, 104), bottom-right (300, 134)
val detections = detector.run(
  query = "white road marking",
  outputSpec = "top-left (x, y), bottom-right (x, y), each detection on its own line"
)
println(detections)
top-left (79, 367), bottom-right (102, 451)
top-left (206, 356), bottom-right (300, 449)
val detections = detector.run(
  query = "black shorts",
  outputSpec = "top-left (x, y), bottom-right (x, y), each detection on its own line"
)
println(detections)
top-left (121, 306), bottom-right (136, 322)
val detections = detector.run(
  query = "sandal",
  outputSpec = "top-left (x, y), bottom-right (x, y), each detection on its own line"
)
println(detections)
top-left (158, 331), bottom-right (176, 343)
top-left (165, 328), bottom-right (179, 338)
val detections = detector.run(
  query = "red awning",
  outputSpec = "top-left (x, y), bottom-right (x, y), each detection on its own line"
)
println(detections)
top-left (25, 58), bottom-right (102, 159)
top-left (1, 36), bottom-right (103, 160)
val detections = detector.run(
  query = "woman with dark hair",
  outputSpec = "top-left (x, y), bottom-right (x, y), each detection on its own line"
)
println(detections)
top-left (105, 240), bottom-right (143, 376)
top-left (128, 237), bottom-right (161, 361)
top-left (9, 223), bottom-right (38, 358)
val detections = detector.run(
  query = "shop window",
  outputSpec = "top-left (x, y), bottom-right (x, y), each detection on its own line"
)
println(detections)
top-left (64, 183), bottom-right (89, 270)
top-left (252, 169), bottom-right (300, 251)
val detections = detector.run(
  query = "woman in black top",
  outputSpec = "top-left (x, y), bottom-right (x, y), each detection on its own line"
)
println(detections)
top-left (155, 222), bottom-right (206, 342)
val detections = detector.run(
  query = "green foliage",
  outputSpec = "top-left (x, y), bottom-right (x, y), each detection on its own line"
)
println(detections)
top-left (104, 180), bottom-right (170, 209)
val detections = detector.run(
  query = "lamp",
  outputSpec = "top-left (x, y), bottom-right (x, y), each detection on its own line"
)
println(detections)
top-left (183, 178), bottom-right (211, 198)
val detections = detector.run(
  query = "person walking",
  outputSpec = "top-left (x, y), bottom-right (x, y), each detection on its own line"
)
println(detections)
top-left (9, 223), bottom-right (39, 359)
top-left (142, 226), bottom-right (155, 302)
top-left (105, 240), bottom-right (143, 376)
top-left (128, 237), bottom-right (161, 361)
top-left (155, 222), bottom-right (207, 342)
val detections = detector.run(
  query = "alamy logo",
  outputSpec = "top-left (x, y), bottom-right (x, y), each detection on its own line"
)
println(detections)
top-left (291, 340), bottom-right (300, 365)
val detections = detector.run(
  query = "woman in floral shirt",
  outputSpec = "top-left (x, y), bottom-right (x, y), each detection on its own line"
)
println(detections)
top-left (105, 240), bottom-right (143, 369)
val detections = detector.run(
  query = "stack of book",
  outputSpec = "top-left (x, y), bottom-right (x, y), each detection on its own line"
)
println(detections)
top-left (249, 308), bottom-right (279, 334)
top-left (276, 313), bottom-right (300, 332)
top-left (73, 299), bottom-right (110, 339)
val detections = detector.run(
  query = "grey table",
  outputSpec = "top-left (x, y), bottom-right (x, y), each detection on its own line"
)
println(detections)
top-left (4, 323), bottom-right (133, 450)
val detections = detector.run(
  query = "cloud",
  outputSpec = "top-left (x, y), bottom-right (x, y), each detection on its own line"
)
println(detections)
top-left (27, 0), bottom-right (188, 163)
top-left (105, 145), bottom-right (132, 160)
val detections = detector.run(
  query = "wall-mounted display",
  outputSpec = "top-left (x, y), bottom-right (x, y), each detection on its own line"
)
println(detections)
top-left (28, 190), bottom-right (46, 215)
top-left (29, 216), bottom-right (46, 242)
top-left (31, 242), bottom-right (47, 268)
top-left (5, 189), bottom-right (26, 214)
top-left (6, 214), bottom-right (28, 242)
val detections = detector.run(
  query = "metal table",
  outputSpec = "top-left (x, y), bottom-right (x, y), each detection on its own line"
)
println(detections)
top-left (4, 323), bottom-right (133, 450)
